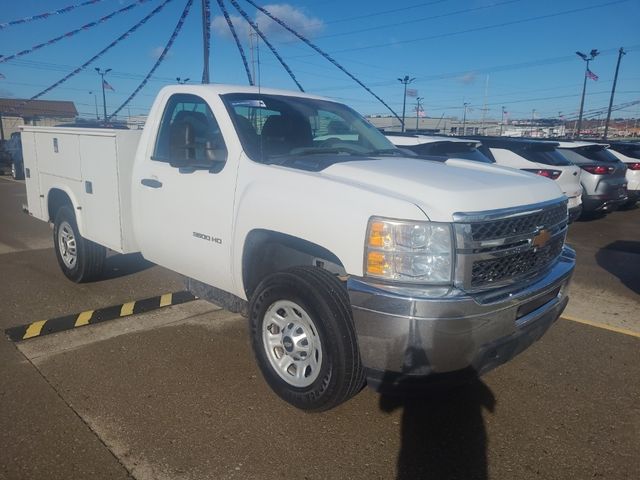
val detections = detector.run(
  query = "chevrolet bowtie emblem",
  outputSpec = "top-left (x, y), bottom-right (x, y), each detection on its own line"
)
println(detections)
top-left (532, 228), bottom-right (551, 248)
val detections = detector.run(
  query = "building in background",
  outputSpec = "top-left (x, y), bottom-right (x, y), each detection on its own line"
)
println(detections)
top-left (0, 99), bottom-right (78, 140)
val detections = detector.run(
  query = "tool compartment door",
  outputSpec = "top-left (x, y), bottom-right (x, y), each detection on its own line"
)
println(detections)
top-left (79, 134), bottom-right (123, 251)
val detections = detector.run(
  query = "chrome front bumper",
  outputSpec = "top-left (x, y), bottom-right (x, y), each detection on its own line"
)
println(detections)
top-left (348, 246), bottom-right (575, 386)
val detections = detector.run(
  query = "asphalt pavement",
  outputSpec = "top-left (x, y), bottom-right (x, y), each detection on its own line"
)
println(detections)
top-left (1, 176), bottom-right (638, 480)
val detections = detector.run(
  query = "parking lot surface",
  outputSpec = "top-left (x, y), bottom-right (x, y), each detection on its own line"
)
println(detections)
top-left (1, 176), bottom-right (639, 480)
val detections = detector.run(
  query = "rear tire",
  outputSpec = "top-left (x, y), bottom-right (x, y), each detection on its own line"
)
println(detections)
top-left (249, 266), bottom-right (364, 411)
top-left (53, 206), bottom-right (105, 283)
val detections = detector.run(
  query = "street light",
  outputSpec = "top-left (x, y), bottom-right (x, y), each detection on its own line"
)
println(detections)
top-left (575, 49), bottom-right (599, 138)
top-left (462, 102), bottom-right (470, 136)
top-left (415, 97), bottom-right (424, 131)
top-left (89, 91), bottom-right (99, 120)
top-left (500, 106), bottom-right (506, 135)
top-left (95, 67), bottom-right (112, 123)
top-left (398, 75), bottom-right (415, 132)
top-left (176, 77), bottom-right (190, 84)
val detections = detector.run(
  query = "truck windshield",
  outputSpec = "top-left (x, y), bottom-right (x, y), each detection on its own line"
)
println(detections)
top-left (221, 93), bottom-right (401, 163)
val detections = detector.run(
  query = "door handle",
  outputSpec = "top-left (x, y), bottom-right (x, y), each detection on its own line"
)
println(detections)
top-left (141, 178), bottom-right (163, 189)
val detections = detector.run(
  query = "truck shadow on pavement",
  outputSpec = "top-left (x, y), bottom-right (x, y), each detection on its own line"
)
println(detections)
top-left (100, 253), bottom-right (154, 280)
top-left (379, 373), bottom-right (495, 480)
top-left (596, 241), bottom-right (640, 295)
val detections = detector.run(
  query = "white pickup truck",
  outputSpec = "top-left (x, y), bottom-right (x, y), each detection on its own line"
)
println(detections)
top-left (22, 84), bottom-right (575, 411)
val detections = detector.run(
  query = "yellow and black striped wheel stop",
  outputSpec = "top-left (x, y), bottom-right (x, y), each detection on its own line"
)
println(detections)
top-left (4, 291), bottom-right (196, 342)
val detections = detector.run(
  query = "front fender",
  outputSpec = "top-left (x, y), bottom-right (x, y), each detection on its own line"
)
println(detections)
top-left (231, 160), bottom-right (427, 296)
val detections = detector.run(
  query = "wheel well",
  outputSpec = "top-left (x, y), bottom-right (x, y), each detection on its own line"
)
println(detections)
top-left (47, 189), bottom-right (73, 222)
top-left (242, 230), bottom-right (346, 298)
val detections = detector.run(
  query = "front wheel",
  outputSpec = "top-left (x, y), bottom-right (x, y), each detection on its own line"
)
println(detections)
top-left (249, 266), bottom-right (364, 411)
top-left (53, 206), bottom-right (105, 283)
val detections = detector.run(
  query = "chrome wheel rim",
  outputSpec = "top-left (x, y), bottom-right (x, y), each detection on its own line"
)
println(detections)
top-left (58, 221), bottom-right (77, 269)
top-left (262, 300), bottom-right (323, 388)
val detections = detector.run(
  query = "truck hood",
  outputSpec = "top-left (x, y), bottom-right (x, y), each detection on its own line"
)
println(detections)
top-left (321, 157), bottom-right (564, 221)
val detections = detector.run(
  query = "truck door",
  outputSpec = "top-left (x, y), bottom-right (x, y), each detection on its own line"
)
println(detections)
top-left (132, 93), bottom-right (238, 294)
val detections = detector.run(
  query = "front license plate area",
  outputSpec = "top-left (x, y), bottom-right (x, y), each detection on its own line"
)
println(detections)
top-left (516, 286), bottom-right (561, 321)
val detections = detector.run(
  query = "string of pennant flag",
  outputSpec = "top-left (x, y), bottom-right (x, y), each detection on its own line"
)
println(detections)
top-left (0, 0), bottom-right (154, 65)
top-left (0, 0), bottom-right (106, 29)
top-left (2, 0), bottom-right (401, 122)
top-left (109, 0), bottom-right (194, 119)
top-left (27, 0), bottom-right (174, 103)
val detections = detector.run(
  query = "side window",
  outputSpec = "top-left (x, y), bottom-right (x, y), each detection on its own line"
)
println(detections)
top-left (153, 94), bottom-right (227, 170)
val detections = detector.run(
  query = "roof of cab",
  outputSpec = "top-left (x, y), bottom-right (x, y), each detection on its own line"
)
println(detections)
top-left (157, 83), bottom-right (333, 102)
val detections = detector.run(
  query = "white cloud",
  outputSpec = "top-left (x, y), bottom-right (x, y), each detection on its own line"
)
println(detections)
top-left (458, 72), bottom-right (477, 85)
top-left (212, 4), bottom-right (323, 41)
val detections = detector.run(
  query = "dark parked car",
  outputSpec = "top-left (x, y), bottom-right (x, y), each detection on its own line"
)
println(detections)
top-left (0, 139), bottom-right (13, 175)
top-left (5, 132), bottom-right (24, 180)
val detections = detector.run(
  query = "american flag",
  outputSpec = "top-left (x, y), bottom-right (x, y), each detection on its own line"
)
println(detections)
top-left (586, 69), bottom-right (599, 81)
top-left (103, 79), bottom-right (115, 91)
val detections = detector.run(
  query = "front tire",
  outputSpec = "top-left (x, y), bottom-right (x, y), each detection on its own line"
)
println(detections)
top-left (53, 206), bottom-right (105, 283)
top-left (249, 266), bottom-right (364, 411)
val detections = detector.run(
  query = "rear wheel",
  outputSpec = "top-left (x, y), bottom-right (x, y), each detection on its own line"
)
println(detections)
top-left (53, 206), bottom-right (105, 282)
top-left (249, 266), bottom-right (364, 411)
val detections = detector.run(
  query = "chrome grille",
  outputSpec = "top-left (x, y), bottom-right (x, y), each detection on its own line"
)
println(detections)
top-left (453, 199), bottom-right (568, 291)
top-left (470, 235), bottom-right (564, 287)
top-left (470, 202), bottom-right (568, 241)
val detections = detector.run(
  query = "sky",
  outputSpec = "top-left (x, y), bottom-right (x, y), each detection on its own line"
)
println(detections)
top-left (1, 0), bottom-right (639, 122)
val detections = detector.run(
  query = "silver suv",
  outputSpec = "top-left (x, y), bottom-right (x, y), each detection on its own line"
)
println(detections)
top-left (556, 141), bottom-right (628, 214)
top-left (607, 142), bottom-right (640, 208)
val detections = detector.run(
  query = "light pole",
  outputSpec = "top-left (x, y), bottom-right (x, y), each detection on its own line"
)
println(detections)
top-left (415, 97), bottom-right (424, 131)
top-left (575, 49), bottom-right (599, 138)
top-left (500, 106), bottom-right (506, 135)
top-left (176, 77), bottom-right (190, 84)
top-left (397, 75), bottom-right (415, 132)
top-left (462, 102), bottom-right (470, 136)
top-left (95, 67), bottom-right (111, 123)
top-left (603, 47), bottom-right (626, 140)
top-left (89, 91), bottom-right (99, 120)
top-left (531, 109), bottom-right (536, 136)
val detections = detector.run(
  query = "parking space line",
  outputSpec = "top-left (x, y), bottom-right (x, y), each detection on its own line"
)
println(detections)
top-left (4, 291), bottom-right (197, 342)
top-left (561, 315), bottom-right (640, 339)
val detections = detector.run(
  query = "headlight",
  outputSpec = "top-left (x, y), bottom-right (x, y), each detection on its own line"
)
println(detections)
top-left (364, 217), bottom-right (453, 284)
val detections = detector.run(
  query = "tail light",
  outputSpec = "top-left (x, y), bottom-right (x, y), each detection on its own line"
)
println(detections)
top-left (626, 162), bottom-right (640, 171)
top-left (581, 165), bottom-right (614, 175)
top-left (523, 169), bottom-right (562, 180)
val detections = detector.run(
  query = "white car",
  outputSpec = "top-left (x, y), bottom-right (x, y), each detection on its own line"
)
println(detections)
top-left (606, 142), bottom-right (640, 208)
top-left (385, 133), bottom-right (494, 163)
top-left (471, 137), bottom-right (583, 222)
top-left (386, 134), bottom-right (583, 222)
